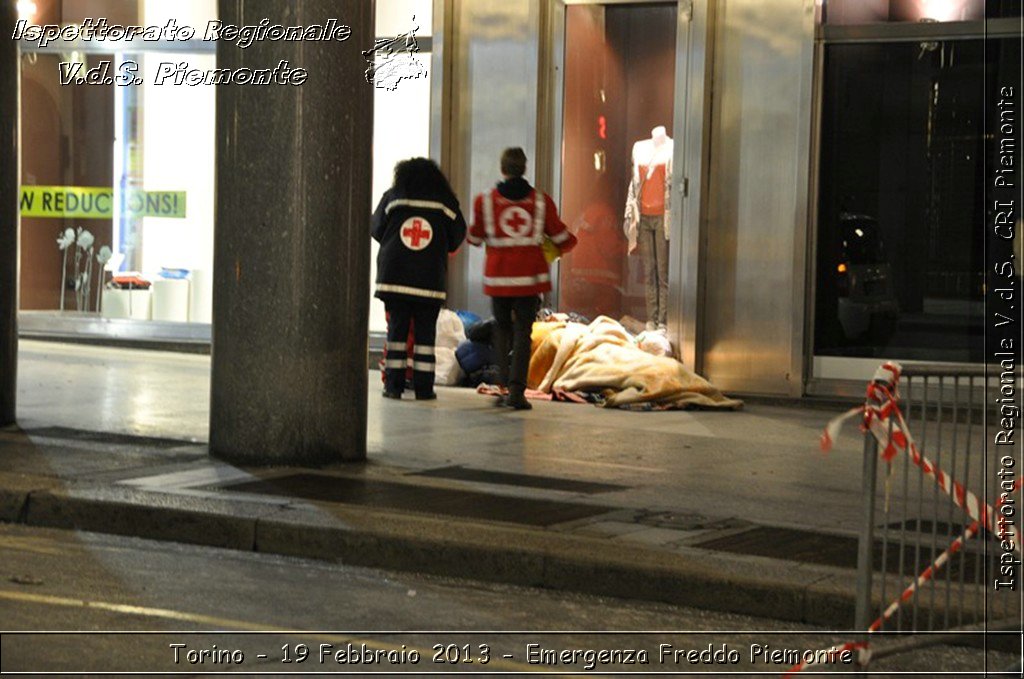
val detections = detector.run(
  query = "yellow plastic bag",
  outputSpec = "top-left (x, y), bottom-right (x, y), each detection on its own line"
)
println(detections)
top-left (542, 236), bottom-right (561, 263)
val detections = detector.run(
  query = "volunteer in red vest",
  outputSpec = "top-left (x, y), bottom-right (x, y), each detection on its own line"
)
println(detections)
top-left (467, 148), bottom-right (577, 410)
top-left (373, 158), bottom-right (466, 400)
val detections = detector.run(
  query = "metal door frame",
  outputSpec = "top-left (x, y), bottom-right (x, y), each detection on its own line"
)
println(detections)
top-left (538, 0), bottom-right (712, 370)
top-left (804, 15), bottom-right (1022, 395)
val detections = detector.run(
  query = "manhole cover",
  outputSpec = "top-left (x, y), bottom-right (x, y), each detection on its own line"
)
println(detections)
top-left (636, 511), bottom-right (749, 531)
top-left (220, 473), bottom-right (615, 527)
top-left (695, 526), bottom-right (985, 580)
top-left (885, 518), bottom-right (968, 535)
top-left (410, 466), bottom-right (627, 494)
top-left (21, 426), bottom-right (196, 449)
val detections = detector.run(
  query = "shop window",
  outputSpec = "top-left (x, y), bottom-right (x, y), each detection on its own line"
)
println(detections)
top-left (823, 0), bottom-right (1020, 24)
top-left (18, 0), bottom-right (216, 324)
top-left (558, 3), bottom-right (677, 329)
top-left (813, 36), bottom-right (1021, 363)
top-left (18, 0), bottom-right (435, 337)
top-left (369, 1), bottom-right (432, 334)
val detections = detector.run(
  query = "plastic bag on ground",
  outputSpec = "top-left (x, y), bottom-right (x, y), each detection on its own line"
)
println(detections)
top-left (434, 347), bottom-right (464, 386)
top-left (436, 308), bottom-right (467, 350)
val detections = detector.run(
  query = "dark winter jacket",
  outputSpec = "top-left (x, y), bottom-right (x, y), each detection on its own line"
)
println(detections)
top-left (497, 177), bottom-right (532, 201)
top-left (372, 188), bottom-right (467, 303)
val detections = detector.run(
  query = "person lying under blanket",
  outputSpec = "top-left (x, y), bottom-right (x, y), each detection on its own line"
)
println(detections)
top-left (524, 316), bottom-right (742, 410)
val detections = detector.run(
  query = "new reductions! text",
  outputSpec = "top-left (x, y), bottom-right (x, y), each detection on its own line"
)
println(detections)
top-left (11, 18), bottom-right (353, 86)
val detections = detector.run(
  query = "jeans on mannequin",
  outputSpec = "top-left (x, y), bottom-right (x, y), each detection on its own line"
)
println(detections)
top-left (638, 214), bottom-right (668, 329)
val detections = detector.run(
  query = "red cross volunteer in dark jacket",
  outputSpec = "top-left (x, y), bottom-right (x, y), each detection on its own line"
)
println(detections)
top-left (467, 147), bottom-right (577, 410)
top-left (373, 158), bottom-right (466, 400)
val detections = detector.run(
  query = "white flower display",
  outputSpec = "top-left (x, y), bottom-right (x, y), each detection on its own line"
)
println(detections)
top-left (77, 229), bottom-right (95, 250)
top-left (57, 227), bottom-right (76, 310)
top-left (56, 227), bottom-right (114, 314)
top-left (56, 228), bottom-right (75, 250)
top-left (94, 246), bottom-right (113, 312)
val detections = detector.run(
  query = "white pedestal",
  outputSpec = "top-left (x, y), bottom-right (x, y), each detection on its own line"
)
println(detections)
top-left (101, 289), bottom-right (152, 320)
top-left (189, 268), bottom-right (213, 324)
top-left (152, 279), bottom-right (191, 322)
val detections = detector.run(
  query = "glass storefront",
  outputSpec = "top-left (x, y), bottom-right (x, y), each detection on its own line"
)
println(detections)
top-left (813, 2), bottom-right (1021, 370)
top-left (16, 0), bottom-right (1016, 392)
top-left (17, 0), bottom-right (433, 338)
top-left (557, 2), bottom-right (677, 328)
top-left (18, 0), bottom-right (216, 326)
top-left (369, 1), bottom-right (432, 334)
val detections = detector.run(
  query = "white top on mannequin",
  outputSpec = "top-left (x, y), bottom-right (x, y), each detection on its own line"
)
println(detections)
top-left (623, 126), bottom-right (674, 250)
top-left (632, 126), bottom-right (673, 168)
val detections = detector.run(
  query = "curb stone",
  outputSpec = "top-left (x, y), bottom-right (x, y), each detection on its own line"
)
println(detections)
top-left (0, 474), bottom-right (62, 523)
top-left (3, 482), bottom-right (863, 627)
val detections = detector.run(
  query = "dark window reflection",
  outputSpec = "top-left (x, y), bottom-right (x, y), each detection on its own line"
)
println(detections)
top-left (814, 37), bottom-right (1020, 362)
top-left (824, 0), bottom-right (1020, 24)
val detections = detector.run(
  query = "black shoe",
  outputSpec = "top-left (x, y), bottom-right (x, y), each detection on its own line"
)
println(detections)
top-left (382, 390), bottom-right (403, 400)
top-left (507, 393), bottom-right (532, 410)
top-left (415, 392), bottom-right (437, 401)
top-left (493, 394), bottom-right (508, 407)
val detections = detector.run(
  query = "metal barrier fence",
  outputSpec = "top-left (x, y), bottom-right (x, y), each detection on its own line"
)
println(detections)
top-left (854, 363), bottom-right (1021, 635)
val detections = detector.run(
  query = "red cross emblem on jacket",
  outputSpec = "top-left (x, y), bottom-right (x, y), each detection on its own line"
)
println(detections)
top-left (500, 207), bottom-right (533, 237)
top-left (400, 217), bottom-right (433, 250)
top-left (467, 188), bottom-right (578, 297)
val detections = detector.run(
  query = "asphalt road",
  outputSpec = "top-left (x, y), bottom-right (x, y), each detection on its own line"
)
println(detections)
top-left (0, 524), bottom-right (1017, 675)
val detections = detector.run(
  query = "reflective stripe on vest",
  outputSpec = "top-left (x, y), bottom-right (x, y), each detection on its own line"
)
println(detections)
top-left (385, 198), bottom-right (457, 220)
top-left (483, 193), bottom-right (497, 240)
top-left (533, 192), bottom-right (545, 241)
top-left (375, 283), bottom-right (447, 300)
top-left (484, 273), bottom-right (551, 287)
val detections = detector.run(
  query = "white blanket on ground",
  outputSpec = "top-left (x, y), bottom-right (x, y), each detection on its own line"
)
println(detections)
top-left (529, 316), bottom-right (742, 410)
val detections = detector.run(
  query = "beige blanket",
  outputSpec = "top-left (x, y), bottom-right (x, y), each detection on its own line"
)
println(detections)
top-left (528, 316), bottom-right (742, 409)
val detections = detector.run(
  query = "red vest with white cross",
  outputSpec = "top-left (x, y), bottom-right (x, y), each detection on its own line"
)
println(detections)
top-left (468, 188), bottom-right (575, 297)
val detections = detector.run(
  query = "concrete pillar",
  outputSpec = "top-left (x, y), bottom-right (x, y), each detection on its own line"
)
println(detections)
top-left (210, 0), bottom-right (373, 465)
top-left (0, 0), bottom-right (18, 426)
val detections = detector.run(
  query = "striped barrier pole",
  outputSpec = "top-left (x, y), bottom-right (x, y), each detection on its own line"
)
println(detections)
top-left (868, 477), bottom-right (1021, 634)
top-left (786, 479), bottom-right (1021, 675)
top-left (821, 362), bottom-right (1010, 542)
top-left (791, 363), bottom-right (1023, 675)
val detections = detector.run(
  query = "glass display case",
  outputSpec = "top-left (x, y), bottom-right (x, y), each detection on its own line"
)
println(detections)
top-left (557, 3), bottom-right (677, 329)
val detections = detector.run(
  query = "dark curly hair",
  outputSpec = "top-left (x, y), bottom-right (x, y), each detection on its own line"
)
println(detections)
top-left (393, 157), bottom-right (456, 200)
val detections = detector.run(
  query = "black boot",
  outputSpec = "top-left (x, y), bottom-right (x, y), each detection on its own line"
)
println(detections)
top-left (506, 391), bottom-right (532, 410)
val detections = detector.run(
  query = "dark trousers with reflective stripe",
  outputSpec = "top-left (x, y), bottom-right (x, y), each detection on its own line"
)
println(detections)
top-left (383, 297), bottom-right (440, 397)
top-left (492, 295), bottom-right (539, 396)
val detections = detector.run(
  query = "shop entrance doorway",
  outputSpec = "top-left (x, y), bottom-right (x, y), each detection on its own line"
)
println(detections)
top-left (808, 7), bottom-right (1021, 390)
top-left (555, 2), bottom-right (678, 331)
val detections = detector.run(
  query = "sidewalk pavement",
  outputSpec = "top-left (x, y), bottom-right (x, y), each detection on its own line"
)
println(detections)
top-left (3, 340), bottom-right (882, 627)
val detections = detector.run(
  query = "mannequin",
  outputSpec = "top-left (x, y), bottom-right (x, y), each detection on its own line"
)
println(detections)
top-left (624, 125), bottom-right (673, 331)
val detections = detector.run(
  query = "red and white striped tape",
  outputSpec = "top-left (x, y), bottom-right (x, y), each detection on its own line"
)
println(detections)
top-left (790, 362), bottom-right (1022, 675)
top-left (821, 361), bottom-right (1003, 537)
top-left (868, 476), bottom-right (1022, 634)
top-left (787, 478), bottom-right (1022, 675)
